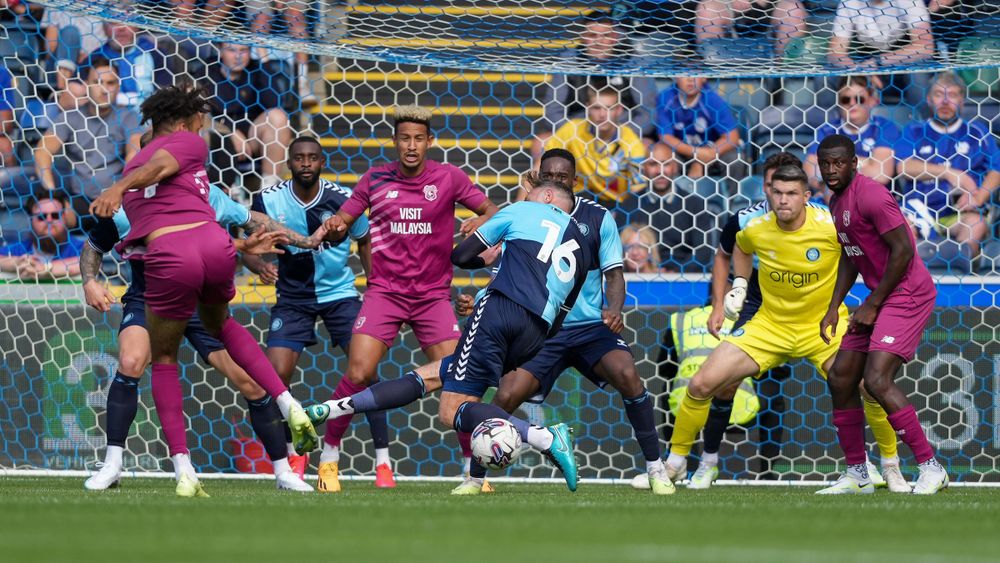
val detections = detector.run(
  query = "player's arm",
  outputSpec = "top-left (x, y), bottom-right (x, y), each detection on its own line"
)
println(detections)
top-left (34, 132), bottom-right (64, 191)
top-left (602, 267), bottom-right (625, 334)
top-left (244, 210), bottom-right (325, 249)
top-left (356, 233), bottom-right (372, 278)
top-left (820, 252), bottom-right (860, 343)
top-left (242, 253), bottom-right (278, 285)
top-left (90, 148), bottom-right (182, 217)
top-left (450, 234), bottom-right (491, 270)
top-left (458, 197), bottom-right (500, 236)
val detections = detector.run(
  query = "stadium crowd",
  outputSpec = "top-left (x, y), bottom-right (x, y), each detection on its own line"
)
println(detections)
top-left (1, 2), bottom-right (999, 281)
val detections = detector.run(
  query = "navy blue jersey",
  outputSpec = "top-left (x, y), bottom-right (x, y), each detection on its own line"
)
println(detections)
top-left (251, 180), bottom-right (369, 305)
top-left (563, 197), bottom-right (623, 327)
top-left (88, 184), bottom-right (250, 302)
top-left (474, 201), bottom-right (594, 329)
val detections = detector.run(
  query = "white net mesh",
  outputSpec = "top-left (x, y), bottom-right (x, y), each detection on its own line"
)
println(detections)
top-left (0, 1), bottom-right (998, 482)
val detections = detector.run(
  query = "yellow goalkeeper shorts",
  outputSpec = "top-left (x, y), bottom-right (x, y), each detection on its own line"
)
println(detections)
top-left (725, 307), bottom-right (848, 378)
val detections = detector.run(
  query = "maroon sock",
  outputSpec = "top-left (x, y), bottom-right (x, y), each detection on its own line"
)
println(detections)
top-left (887, 405), bottom-right (935, 464)
top-left (218, 317), bottom-right (287, 399)
top-left (323, 378), bottom-right (366, 447)
top-left (833, 408), bottom-right (867, 466)
top-left (458, 431), bottom-right (472, 458)
top-left (151, 363), bottom-right (188, 456)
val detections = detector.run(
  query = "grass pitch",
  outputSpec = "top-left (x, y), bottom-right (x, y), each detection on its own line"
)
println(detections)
top-left (2, 477), bottom-right (998, 563)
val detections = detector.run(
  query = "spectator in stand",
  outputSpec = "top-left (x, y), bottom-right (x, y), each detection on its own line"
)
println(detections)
top-left (19, 69), bottom-right (88, 145)
top-left (545, 86), bottom-right (647, 203)
top-left (0, 191), bottom-right (83, 280)
top-left (806, 76), bottom-right (901, 196)
top-left (43, 7), bottom-right (107, 67)
top-left (205, 42), bottom-right (293, 186)
top-left (88, 23), bottom-right (160, 108)
top-left (616, 143), bottom-right (716, 273)
top-left (695, 0), bottom-right (807, 58)
top-left (897, 72), bottom-right (1000, 268)
top-left (1, 65), bottom-right (15, 166)
top-left (656, 76), bottom-right (742, 180)
top-left (533, 10), bottom-right (659, 161)
top-left (34, 57), bottom-right (143, 225)
top-left (620, 223), bottom-right (663, 274)
top-left (827, 0), bottom-right (934, 105)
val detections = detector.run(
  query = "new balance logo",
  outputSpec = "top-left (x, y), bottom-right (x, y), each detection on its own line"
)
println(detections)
top-left (880, 335), bottom-right (896, 344)
top-left (386, 190), bottom-right (399, 199)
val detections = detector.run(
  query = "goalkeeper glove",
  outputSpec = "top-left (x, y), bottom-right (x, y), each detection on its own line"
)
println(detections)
top-left (724, 277), bottom-right (748, 321)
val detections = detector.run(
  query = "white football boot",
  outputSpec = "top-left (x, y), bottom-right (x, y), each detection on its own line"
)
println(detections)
top-left (84, 464), bottom-right (121, 491)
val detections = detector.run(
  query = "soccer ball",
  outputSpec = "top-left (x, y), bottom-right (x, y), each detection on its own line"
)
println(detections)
top-left (471, 418), bottom-right (523, 471)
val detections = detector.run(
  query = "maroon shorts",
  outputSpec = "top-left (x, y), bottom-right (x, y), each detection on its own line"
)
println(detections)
top-left (353, 289), bottom-right (460, 349)
top-left (839, 292), bottom-right (935, 363)
top-left (143, 223), bottom-right (237, 320)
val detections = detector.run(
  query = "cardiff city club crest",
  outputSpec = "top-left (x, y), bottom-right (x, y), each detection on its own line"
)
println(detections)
top-left (423, 185), bottom-right (438, 201)
top-left (843, 210), bottom-right (850, 227)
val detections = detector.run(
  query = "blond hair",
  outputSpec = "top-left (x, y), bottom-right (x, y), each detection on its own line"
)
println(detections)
top-left (393, 104), bottom-right (433, 133)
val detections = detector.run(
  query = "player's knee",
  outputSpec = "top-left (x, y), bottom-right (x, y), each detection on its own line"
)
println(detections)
top-left (118, 353), bottom-right (148, 378)
top-left (345, 368), bottom-right (377, 386)
top-left (491, 388), bottom-right (519, 413)
top-left (861, 373), bottom-right (893, 399)
top-left (610, 365), bottom-right (643, 398)
top-left (687, 376), bottom-right (714, 399)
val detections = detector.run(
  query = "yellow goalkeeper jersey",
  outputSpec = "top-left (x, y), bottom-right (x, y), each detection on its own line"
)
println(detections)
top-left (735, 205), bottom-right (843, 324)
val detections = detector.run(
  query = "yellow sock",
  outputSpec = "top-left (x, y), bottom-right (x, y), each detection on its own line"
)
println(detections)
top-left (864, 399), bottom-right (898, 460)
top-left (670, 390), bottom-right (713, 457)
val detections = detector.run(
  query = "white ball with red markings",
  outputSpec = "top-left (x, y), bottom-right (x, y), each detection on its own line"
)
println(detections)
top-left (471, 418), bottom-right (523, 471)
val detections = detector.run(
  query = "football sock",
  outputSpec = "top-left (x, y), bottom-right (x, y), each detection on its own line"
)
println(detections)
top-left (323, 378), bottom-right (367, 447)
top-left (320, 443), bottom-right (340, 464)
top-left (646, 458), bottom-right (665, 474)
top-left (470, 458), bottom-right (487, 479)
top-left (219, 317), bottom-right (287, 399)
top-left (833, 408), bottom-right (867, 466)
top-left (106, 371), bottom-right (139, 449)
top-left (365, 409), bottom-right (390, 450)
top-left (887, 405), bottom-right (936, 464)
top-left (462, 456), bottom-right (472, 475)
top-left (846, 462), bottom-right (869, 482)
top-left (245, 394), bottom-right (288, 462)
top-left (171, 453), bottom-right (196, 481)
top-left (703, 397), bottom-right (734, 456)
top-left (375, 448), bottom-right (390, 467)
top-left (863, 398), bottom-right (899, 460)
top-left (350, 371), bottom-right (425, 413)
top-left (670, 390), bottom-right (712, 457)
top-left (701, 451), bottom-right (719, 467)
top-left (272, 457), bottom-right (292, 476)
top-left (151, 363), bottom-right (188, 456)
top-left (623, 390), bottom-right (660, 462)
top-left (104, 445), bottom-right (124, 468)
top-left (880, 455), bottom-right (899, 467)
top-left (458, 431), bottom-right (473, 459)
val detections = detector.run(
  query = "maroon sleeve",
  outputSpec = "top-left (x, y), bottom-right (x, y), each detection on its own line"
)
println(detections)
top-left (339, 171), bottom-right (372, 219)
top-left (451, 165), bottom-right (488, 210)
top-left (864, 181), bottom-right (907, 235)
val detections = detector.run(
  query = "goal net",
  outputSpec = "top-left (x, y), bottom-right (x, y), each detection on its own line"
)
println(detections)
top-left (1, 1), bottom-right (998, 483)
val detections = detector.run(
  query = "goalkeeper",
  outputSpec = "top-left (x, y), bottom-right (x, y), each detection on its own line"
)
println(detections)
top-left (664, 165), bottom-right (898, 484)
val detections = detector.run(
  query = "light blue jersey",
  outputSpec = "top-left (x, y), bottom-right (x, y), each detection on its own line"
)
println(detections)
top-left (562, 198), bottom-right (622, 327)
top-left (474, 201), bottom-right (595, 328)
top-left (251, 179), bottom-right (369, 305)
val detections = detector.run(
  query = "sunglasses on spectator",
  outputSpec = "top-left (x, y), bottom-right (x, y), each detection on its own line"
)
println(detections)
top-left (838, 95), bottom-right (867, 105)
top-left (34, 211), bottom-right (63, 221)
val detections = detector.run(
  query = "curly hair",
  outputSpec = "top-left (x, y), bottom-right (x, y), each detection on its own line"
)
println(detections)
top-left (139, 84), bottom-right (212, 131)
top-left (393, 104), bottom-right (433, 135)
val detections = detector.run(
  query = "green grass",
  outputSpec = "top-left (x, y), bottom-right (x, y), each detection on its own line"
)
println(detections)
top-left (2, 477), bottom-right (999, 563)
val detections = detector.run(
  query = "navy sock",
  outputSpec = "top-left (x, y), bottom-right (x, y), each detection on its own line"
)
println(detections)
top-left (106, 372), bottom-right (139, 448)
top-left (352, 371), bottom-right (425, 413)
top-left (365, 410), bottom-right (390, 449)
top-left (453, 401), bottom-right (530, 440)
top-left (246, 395), bottom-right (288, 462)
top-left (703, 398), bottom-right (734, 455)
top-left (623, 390), bottom-right (660, 462)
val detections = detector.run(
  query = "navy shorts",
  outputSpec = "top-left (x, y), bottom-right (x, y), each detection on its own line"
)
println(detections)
top-left (442, 290), bottom-right (548, 399)
top-left (119, 297), bottom-right (225, 363)
top-left (521, 321), bottom-right (632, 404)
top-left (266, 297), bottom-right (361, 352)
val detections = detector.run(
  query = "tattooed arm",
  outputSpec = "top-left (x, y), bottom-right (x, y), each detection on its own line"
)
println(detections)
top-left (244, 210), bottom-right (327, 249)
top-left (81, 243), bottom-right (115, 312)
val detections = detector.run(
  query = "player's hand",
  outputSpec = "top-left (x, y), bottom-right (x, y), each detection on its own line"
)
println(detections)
top-left (460, 214), bottom-right (488, 236)
top-left (848, 300), bottom-right (878, 335)
top-left (454, 293), bottom-right (474, 317)
top-left (306, 223), bottom-right (329, 248)
top-left (707, 305), bottom-right (726, 340)
top-left (257, 262), bottom-right (278, 285)
top-left (602, 308), bottom-right (625, 334)
top-left (238, 230), bottom-right (288, 256)
top-left (89, 189), bottom-right (122, 218)
top-left (819, 307), bottom-right (840, 345)
top-left (723, 277), bottom-right (748, 321)
top-left (83, 279), bottom-right (115, 312)
top-left (323, 215), bottom-right (349, 243)
top-left (479, 243), bottom-right (502, 266)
